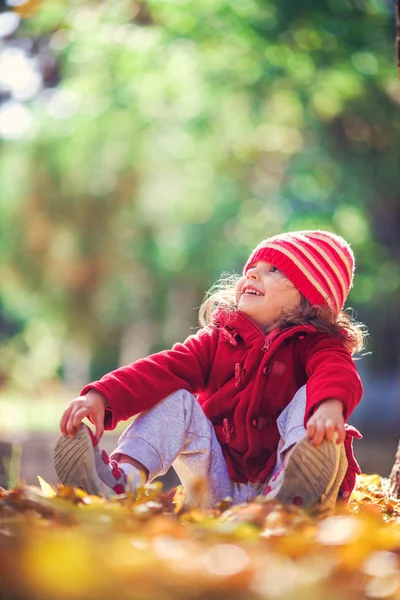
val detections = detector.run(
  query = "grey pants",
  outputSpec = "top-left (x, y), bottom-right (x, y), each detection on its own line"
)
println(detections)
top-left (111, 386), bottom-right (307, 508)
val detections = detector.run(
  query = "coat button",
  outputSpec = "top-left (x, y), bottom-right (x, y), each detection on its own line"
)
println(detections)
top-left (252, 416), bottom-right (271, 429)
top-left (271, 361), bottom-right (286, 375)
top-left (262, 361), bottom-right (286, 376)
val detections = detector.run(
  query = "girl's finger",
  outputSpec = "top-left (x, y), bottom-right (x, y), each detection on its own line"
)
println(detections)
top-left (72, 407), bottom-right (90, 429)
top-left (92, 414), bottom-right (104, 443)
top-left (324, 419), bottom-right (335, 441)
top-left (65, 416), bottom-right (77, 438)
top-left (336, 421), bottom-right (346, 444)
top-left (66, 405), bottom-right (85, 437)
top-left (60, 405), bottom-right (75, 436)
top-left (306, 420), bottom-right (316, 440)
top-left (310, 420), bottom-right (325, 446)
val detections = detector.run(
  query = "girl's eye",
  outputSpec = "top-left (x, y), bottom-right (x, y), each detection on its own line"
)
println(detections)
top-left (269, 266), bottom-right (280, 273)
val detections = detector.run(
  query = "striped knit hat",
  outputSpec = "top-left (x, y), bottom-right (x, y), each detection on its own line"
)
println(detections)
top-left (243, 230), bottom-right (354, 315)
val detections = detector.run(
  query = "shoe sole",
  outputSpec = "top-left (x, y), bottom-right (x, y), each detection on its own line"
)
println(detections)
top-left (275, 436), bottom-right (338, 508)
top-left (54, 426), bottom-right (102, 495)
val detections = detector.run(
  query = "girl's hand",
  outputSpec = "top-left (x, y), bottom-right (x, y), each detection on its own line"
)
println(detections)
top-left (60, 390), bottom-right (107, 442)
top-left (306, 399), bottom-right (345, 446)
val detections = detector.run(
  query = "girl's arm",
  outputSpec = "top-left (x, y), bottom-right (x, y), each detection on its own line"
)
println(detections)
top-left (300, 333), bottom-right (363, 426)
top-left (80, 326), bottom-right (219, 429)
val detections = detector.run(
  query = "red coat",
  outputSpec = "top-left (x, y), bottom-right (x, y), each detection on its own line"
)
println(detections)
top-left (82, 310), bottom-right (363, 496)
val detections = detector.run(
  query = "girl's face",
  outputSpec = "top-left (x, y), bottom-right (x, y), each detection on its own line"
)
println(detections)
top-left (236, 261), bottom-right (301, 330)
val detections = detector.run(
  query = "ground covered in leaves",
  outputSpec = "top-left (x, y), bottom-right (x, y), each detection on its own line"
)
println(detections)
top-left (1, 475), bottom-right (400, 600)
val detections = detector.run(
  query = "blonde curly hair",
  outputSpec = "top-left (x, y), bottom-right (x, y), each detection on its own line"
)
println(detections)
top-left (199, 273), bottom-right (368, 355)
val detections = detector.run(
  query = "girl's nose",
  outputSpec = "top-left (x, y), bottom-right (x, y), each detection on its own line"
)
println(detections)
top-left (246, 266), bottom-right (259, 279)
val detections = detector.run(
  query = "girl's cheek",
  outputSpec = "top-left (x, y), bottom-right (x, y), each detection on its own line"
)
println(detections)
top-left (235, 277), bottom-right (246, 303)
top-left (282, 277), bottom-right (297, 290)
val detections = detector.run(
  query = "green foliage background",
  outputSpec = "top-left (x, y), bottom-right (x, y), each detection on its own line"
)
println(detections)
top-left (0, 0), bottom-right (399, 392)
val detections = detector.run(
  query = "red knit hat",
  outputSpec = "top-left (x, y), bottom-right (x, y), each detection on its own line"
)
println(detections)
top-left (243, 230), bottom-right (354, 315)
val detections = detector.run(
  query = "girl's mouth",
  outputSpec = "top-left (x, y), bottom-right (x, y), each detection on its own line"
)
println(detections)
top-left (242, 286), bottom-right (264, 297)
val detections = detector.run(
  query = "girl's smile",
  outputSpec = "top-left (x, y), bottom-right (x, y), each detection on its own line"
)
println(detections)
top-left (236, 261), bottom-right (301, 329)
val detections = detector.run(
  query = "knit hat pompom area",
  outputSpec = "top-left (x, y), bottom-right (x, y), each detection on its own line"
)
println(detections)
top-left (243, 230), bottom-right (355, 315)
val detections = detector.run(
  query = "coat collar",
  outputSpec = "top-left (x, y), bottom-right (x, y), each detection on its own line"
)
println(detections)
top-left (213, 308), bottom-right (316, 347)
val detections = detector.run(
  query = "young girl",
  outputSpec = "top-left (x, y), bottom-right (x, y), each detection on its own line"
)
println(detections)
top-left (54, 230), bottom-right (366, 511)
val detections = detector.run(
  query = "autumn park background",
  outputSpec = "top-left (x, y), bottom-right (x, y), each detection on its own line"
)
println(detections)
top-left (0, 0), bottom-right (399, 488)
top-left (1, 1), bottom-right (400, 599)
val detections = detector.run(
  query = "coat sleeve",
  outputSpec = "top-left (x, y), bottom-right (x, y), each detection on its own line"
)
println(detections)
top-left (300, 333), bottom-right (363, 424)
top-left (80, 327), bottom-right (218, 429)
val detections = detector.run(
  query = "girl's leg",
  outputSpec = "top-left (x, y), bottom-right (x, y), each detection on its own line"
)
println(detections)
top-left (274, 383), bottom-right (308, 473)
top-left (55, 390), bottom-right (235, 508)
top-left (265, 385), bottom-right (348, 511)
top-left (113, 389), bottom-right (266, 506)
top-left (112, 389), bottom-right (234, 507)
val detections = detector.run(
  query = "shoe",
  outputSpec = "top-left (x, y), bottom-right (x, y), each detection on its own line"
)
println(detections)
top-left (317, 443), bottom-right (348, 514)
top-left (265, 435), bottom-right (343, 510)
top-left (54, 424), bottom-right (127, 497)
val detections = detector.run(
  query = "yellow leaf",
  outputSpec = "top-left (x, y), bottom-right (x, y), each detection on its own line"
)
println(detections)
top-left (37, 476), bottom-right (56, 498)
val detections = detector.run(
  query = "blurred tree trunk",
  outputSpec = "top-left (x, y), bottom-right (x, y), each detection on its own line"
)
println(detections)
top-left (397, 0), bottom-right (400, 80)
top-left (390, 440), bottom-right (400, 497)
top-left (63, 342), bottom-right (91, 390)
top-left (389, 1), bottom-right (400, 495)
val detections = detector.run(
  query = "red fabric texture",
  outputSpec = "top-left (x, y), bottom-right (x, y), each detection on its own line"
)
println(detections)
top-left (82, 310), bottom-right (363, 497)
